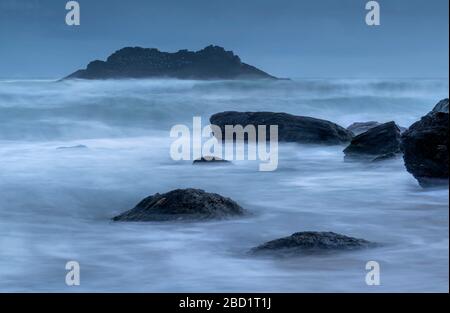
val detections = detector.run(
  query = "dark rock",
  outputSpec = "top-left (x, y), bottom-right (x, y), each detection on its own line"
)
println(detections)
top-left (209, 111), bottom-right (353, 145)
top-left (56, 144), bottom-right (88, 150)
top-left (432, 98), bottom-right (449, 113)
top-left (65, 45), bottom-right (277, 80)
top-left (250, 231), bottom-right (374, 256)
top-left (371, 152), bottom-right (399, 162)
top-left (112, 188), bottom-right (245, 222)
top-left (347, 121), bottom-right (406, 135)
top-left (347, 121), bottom-right (381, 136)
top-left (343, 122), bottom-right (402, 161)
top-left (401, 100), bottom-right (449, 187)
top-left (193, 156), bottom-right (231, 164)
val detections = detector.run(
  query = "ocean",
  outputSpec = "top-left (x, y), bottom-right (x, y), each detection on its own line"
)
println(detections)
top-left (0, 78), bottom-right (448, 292)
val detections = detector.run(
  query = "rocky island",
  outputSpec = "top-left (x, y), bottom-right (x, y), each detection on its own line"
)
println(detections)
top-left (64, 45), bottom-right (277, 80)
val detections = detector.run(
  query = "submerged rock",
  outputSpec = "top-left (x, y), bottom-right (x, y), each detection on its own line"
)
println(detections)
top-left (401, 99), bottom-right (449, 187)
top-left (193, 156), bottom-right (231, 164)
top-left (250, 232), bottom-right (374, 256)
top-left (343, 121), bottom-right (402, 161)
top-left (112, 188), bottom-right (245, 221)
top-left (64, 45), bottom-right (277, 80)
top-left (209, 111), bottom-right (352, 145)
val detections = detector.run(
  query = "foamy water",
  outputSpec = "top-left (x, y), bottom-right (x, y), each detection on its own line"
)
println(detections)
top-left (0, 78), bottom-right (448, 292)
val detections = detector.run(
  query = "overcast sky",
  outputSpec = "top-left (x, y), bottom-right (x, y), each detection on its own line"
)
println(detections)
top-left (0, 0), bottom-right (448, 78)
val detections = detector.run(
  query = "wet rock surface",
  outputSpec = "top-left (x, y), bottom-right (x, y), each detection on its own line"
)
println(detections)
top-left (113, 188), bottom-right (245, 221)
top-left (401, 99), bottom-right (449, 187)
top-left (347, 121), bottom-right (381, 136)
top-left (343, 121), bottom-right (402, 161)
top-left (250, 231), bottom-right (375, 256)
top-left (432, 98), bottom-right (449, 113)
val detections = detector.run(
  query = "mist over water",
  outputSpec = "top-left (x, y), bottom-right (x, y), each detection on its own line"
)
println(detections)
top-left (0, 78), bottom-right (448, 291)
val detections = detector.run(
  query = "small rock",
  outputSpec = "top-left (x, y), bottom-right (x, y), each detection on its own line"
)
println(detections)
top-left (250, 231), bottom-right (374, 256)
top-left (112, 188), bottom-right (245, 222)
top-left (343, 121), bottom-right (402, 161)
top-left (193, 156), bottom-right (231, 164)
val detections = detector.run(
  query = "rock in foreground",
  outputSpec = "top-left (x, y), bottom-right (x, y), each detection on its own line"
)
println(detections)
top-left (401, 100), bottom-right (449, 187)
top-left (250, 232), bottom-right (374, 256)
top-left (113, 188), bottom-right (245, 221)
top-left (210, 111), bottom-right (353, 145)
top-left (65, 45), bottom-right (276, 80)
top-left (343, 121), bottom-right (402, 161)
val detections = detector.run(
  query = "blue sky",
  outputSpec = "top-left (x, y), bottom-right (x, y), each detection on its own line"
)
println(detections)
top-left (0, 0), bottom-right (448, 78)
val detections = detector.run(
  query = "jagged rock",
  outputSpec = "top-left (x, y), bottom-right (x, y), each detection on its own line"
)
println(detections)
top-left (64, 45), bottom-right (276, 80)
top-left (347, 121), bottom-right (381, 136)
top-left (193, 156), bottom-right (231, 164)
top-left (250, 231), bottom-right (374, 256)
top-left (347, 121), bottom-right (406, 135)
top-left (401, 100), bottom-right (449, 187)
top-left (432, 98), bottom-right (449, 113)
top-left (371, 152), bottom-right (399, 163)
top-left (112, 188), bottom-right (245, 221)
top-left (209, 111), bottom-right (353, 145)
top-left (343, 122), bottom-right (402, 161)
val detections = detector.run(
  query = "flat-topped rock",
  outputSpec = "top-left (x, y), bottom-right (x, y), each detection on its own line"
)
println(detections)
top-left (65, 45), bottom-right (277, 80)
top-left (209, 111), bottom-right (352, 145)
top-left (343, 121), bottom-right (402, 161)
top-left (112, 188), bottom-right (245, 221)
top-left (250, 231), bottom-right (374, 256)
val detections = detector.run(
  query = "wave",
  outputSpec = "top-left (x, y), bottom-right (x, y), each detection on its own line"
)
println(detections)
top-left (0, 78), bottom-right (448, 141)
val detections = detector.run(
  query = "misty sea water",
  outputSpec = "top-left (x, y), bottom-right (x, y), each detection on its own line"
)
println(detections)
top-left (0, 78), bottom-right (448, 292)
